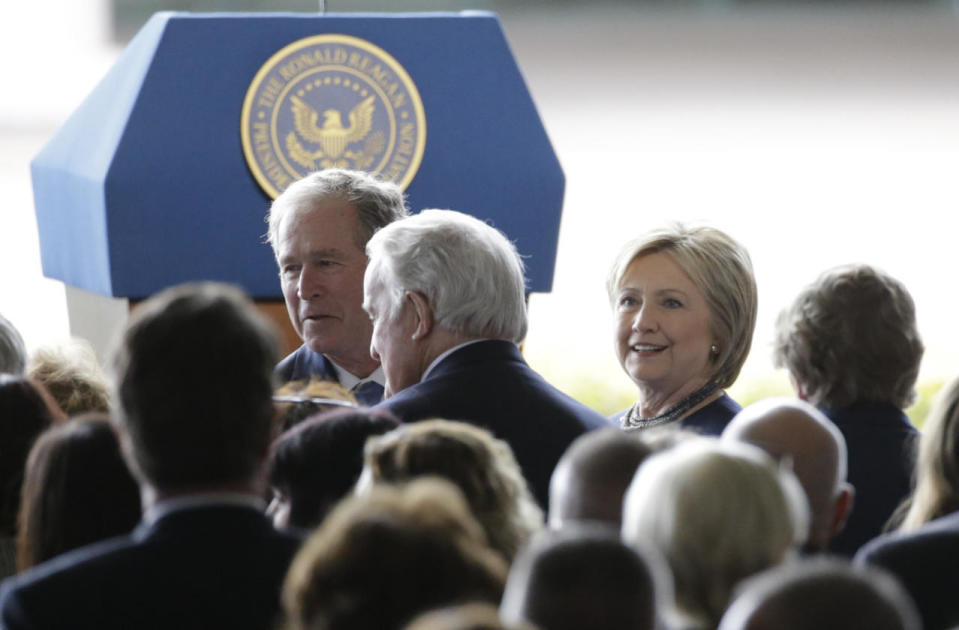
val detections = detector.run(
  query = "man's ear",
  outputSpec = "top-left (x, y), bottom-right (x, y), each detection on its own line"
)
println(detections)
top-left (111, 418), bottom-right (146, 485)
top-left (788, 371), bottom-right (809, 401)
top-left (406, 291), bottom-right (433, 340)
top-left (830, 482), bottom-right (855, 538)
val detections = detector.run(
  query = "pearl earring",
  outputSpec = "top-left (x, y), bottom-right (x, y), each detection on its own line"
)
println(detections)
top-left (710, 345), bottom-right (719, 355)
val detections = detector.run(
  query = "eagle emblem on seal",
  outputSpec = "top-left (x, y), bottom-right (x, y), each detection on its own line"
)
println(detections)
top-left (285, 95), bottom-right (386, 170)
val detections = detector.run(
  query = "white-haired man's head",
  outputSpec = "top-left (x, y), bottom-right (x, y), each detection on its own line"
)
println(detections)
top-left (622, 438), bottom-right (809, 629)
top-left (0, 314), bottom-right (26, 375)
top-left (362, 209), bottom-right (528, 394)
top-left (722, 397), bottom-right (854, 552)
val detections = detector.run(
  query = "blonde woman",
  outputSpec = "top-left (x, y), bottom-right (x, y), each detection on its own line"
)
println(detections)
top-left (607, 224), bottom-right (757, 435)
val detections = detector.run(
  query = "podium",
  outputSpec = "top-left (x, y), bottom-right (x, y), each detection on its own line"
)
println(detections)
top-left (32, 12), bottom-right (565, 354)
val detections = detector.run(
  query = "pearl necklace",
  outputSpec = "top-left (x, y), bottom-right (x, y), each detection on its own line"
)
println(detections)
top-left (620, 381), bottom-right (719, 431)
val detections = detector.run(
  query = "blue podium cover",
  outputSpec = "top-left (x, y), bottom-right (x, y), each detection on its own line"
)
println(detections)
top-left (32, 12), bottom-right (564, 299)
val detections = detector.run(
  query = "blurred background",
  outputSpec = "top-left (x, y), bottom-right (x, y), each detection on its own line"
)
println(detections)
top-left (2, 0), bottom-right (956, 423)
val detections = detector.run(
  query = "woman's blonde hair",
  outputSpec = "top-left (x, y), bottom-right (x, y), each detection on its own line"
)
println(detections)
top-left (363, 419), bottom-right (543, 561)
top-left (622, 438), bottom-right (808, 629)
top-left (282, 479), bottom-right (507, 630)
top-left (27, 339), bottom-right (109, 416)
top-left (896, 377), bottom-right (959, 532)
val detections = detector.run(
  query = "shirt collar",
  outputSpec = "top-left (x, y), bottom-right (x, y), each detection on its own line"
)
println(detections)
top-left (330, 362), bottom-right (385, 392)
top-left (144, 492), bottom-right (266, 526)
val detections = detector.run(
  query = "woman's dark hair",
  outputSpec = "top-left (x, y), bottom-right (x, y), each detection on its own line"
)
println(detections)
top-left (0, 375), bottom-right (60, 536)
top-left (269, 408), bottom-right (399, 529)
top-left (17, 414), bottom-right (141, 570)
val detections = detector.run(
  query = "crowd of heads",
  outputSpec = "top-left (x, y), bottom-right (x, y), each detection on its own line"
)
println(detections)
top-left (0, 168), bottom-right (952, 630)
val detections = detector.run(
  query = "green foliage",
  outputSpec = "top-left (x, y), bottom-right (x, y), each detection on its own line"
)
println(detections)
top-left (569, 376), bottom-right (635, 417)
top-left (727, 373), bottom-right (793, 408)
top-left (906, 380), bottom-right (946, 430)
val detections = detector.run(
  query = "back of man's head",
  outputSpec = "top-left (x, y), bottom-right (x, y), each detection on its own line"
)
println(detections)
top-left (268, 407), bottom-right (400, 529)
top-left (722, 398), bottom-right (853, 552)
top-left (549, 429), bottom-right (653, 529)
top-left (112, 282), bottom-right (279, 490)
top-left (719, 558), bottom-right (920, 630)
top-left (365, 209), bottom-right (528, 343)
top-left (501, 526), bottom-right (663, 630)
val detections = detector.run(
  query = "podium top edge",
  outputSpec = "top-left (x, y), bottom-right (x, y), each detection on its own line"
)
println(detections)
top-left (150, 10), bottom-right (499, 21)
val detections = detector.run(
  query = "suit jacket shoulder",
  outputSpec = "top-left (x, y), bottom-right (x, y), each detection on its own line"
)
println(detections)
top-left (0, 505), bottom-right (302, 630)
top-left (856, 511), bottom-right (959, 630)
top-left (275, 344), bottom-right (337, 384)
top-left (824, 403), bottom-right (917, 557)
top-left (376, 340), bottom-right (605, 507)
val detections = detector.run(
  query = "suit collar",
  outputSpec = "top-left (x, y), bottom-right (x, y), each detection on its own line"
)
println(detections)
top-left (421, 338), bottom-right (494, 381)
top-left (136, 500), bottom-right (270, 541)
top-left (422, 339), bottom-right (523, 381)
top-left (144, 493), bottom-right (266, 526)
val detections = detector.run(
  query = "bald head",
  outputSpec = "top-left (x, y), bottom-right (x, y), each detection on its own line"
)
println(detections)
top-left (548, 429), bottom-right (653, 530)
top-left (722, 398), bottom-right (853, 551)
top-left (719, 559), bottom-right (920, 630)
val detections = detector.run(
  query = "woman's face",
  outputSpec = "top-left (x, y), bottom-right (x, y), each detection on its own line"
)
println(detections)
top-left (614, 252), bottom-right (715, 398)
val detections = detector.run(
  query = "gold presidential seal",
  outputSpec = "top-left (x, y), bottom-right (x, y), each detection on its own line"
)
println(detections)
top-left (241, 34), bottom-right (426, 198)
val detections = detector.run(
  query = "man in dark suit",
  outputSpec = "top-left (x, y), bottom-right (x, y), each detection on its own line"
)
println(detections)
top-left (0, 283), bottom-right (302, 630)
top-left (855, 511), bottom-right (959, 630)
top-left (363, 209), bottom-right (606, 507)
top-left (268, 169), bottom-right (408, 405)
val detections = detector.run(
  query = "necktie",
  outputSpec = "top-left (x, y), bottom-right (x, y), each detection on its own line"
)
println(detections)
top-left (351, 380), bottom-right (384, 406)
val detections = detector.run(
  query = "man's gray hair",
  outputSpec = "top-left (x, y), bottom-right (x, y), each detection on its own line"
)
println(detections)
top-left (0, 314), bottom-right (26, 375)
top-left (266, 169), bottom-right (408, 255)
top-left (366, 209), bottom-right (529, 343)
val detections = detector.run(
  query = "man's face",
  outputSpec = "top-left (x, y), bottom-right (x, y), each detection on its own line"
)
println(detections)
top-left (362, 265), bottom-right (422, 396)
top-left (276, 197), bottom-right (375, 376)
